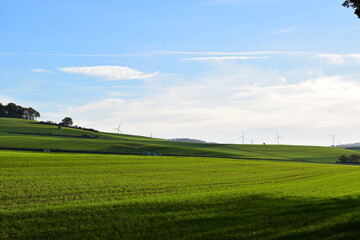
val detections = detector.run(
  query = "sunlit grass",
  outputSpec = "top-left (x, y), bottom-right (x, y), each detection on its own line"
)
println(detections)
top-left (1, 151), bottom-right (360, 239)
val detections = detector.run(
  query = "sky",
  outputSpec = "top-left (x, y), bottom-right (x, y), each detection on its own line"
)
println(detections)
top-left (1, 0), bottom-right (360, 146)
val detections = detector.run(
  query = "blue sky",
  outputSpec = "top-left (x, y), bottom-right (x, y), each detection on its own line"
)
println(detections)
top-left (1, 0), bottom-right (360, 145)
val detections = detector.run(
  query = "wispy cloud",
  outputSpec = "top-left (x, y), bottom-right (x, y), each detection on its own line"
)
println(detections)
top-left (183, 56), bottom-right (268, 61)
top-left (152, 50), bottom-right (317, 56)
top-left (314, 53), bottom-right (360, 65)
top-left (58, 66), bottom-right (159, 80)
top-left (31, 68), bottom-right (51, 73)
top-left (274, 26), bottom-right (298, 35)
top-left (0, 52), bottom-right (144, 58)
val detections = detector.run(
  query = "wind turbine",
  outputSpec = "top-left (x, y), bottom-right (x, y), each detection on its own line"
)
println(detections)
top-left (330, 134), bottom-right (337, 146)
top-left (240, 131), bottom-right (246, 144)
top-left (114, 122), bottom-right (122, 134)
top-left (276, 132), bottom-right (283, 145)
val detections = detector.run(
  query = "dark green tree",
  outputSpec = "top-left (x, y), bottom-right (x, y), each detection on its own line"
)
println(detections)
top-left (338, 155), bottom-right (348, 163)
top-left (0, 102), bottom-right (40, 120)
top-left (61, 117), bottom-right (73, 126)
top-left (26, 107), bottom-right (41, 120)
top-left (5, 103), bottom-right (18, 118)
top-left (0, 103), bottom-right (6, 117)
top-left (343, 0), bottom-right (360, 18)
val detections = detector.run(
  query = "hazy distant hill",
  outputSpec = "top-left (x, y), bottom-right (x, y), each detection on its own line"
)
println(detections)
top-left (167, 138), bottom-right (210, 144)
top-left (336, 142), bottom-right (360, 149)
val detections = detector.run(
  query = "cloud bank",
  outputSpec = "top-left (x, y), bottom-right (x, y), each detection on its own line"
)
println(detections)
top-left (57, 65), bottom-right (360, 145)
top-left (315, 54), bottom-right (360, 65)
top-left (58, 66), bottom-right (159, 80)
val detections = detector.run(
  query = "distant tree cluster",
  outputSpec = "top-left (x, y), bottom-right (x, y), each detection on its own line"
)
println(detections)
top-left (0, 102), bottom-right (40, 120)
top-left (338, 154), bottom-right (360, 163)
top-left (343, 0), bottom-right (360, 18)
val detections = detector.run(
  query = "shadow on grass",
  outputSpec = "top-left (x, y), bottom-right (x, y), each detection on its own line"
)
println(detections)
top-left (2, 194), bottom-right (360, 240)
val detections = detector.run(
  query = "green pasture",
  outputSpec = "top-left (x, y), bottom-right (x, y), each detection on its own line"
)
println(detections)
top-left (0, 118), bottom-right (357, 162)
top-left (1, 150), bottom-right (360, 239)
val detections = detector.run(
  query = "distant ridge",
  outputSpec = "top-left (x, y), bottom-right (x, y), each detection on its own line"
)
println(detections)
top-left (336, 142), bottom-right (360, 149)
top-left (166, 138), bottom-right (212, 144)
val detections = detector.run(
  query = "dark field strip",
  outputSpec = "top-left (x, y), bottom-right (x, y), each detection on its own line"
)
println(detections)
top-left (1, 151), bottom-right (360, 239)
top-left (6, 131), bottom-right (99, 138)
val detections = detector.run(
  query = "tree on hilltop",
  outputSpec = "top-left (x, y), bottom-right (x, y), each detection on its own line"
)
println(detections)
top-left (0, 103), bottom-right (6, 117)
top-left (25, 107), bottom-right (40, 120)
top-left (0, 102), bottom-right (40, 120)
top-left (61, 117), bottom-right (73, 126)
top-left (343, 0), bottom-right (360, 18)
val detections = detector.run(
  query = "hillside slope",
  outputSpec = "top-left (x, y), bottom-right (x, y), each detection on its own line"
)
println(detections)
top-left (0, 117), bottom-right (357, 162)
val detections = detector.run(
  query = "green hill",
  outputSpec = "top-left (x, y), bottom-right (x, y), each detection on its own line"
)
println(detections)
top-left (0, 117), bottom-right (357, 163)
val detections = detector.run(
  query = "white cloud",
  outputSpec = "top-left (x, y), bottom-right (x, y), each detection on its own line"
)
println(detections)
top-left (57, 63), bottom-right (360, 145)
top-left (274, 26), bottom-right (297, 35)
top-left (31, 68), bottom-right (51, 73)
top-left (278, 76), bottom-right (287, 83)
top-left (315, 54), bottom-right (360, 65)
top-left (183, 56), bottom-right (268, 61)
top-left (0, 95), bottom-right (13, 104)
top-left (58, 66), bottom-right (159, 80)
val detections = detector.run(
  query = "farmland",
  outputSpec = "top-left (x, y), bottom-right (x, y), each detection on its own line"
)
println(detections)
top-left (1, 118), bottom-right (360, 239)
top-left (0, 117), bottom-right (358, 163)
top-left (1, 151), bottom-right (360, 239)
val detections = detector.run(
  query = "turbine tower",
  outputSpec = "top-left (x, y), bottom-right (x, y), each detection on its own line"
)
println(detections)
top-left (276, 132), bottom-right (283, 145)
top-left (114, 122), bottom-right (122, 134)
top-left (330, 134), bottom-right (337, 146)
top-left (240, 131), bottom-right (246, 144)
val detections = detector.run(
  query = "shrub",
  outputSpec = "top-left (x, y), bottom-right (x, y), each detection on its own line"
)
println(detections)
top-left (338, 154), bottom-right (360, 163)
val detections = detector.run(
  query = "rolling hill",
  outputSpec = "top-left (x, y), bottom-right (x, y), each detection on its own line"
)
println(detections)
top-left (0, 117), bottom-right (357, 163)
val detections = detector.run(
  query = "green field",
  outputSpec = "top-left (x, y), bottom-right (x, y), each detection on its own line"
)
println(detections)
top-left (0, 117), bottom-right (357, 163)
top-left (1, 151), bottom-right (360, 239)
top-left (2, 117), bottom-right (360, 239)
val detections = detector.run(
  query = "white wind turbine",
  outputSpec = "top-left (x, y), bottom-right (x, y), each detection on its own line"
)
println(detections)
top-left (240, 131), bottom-right (246, 144)
top-left (330, 134), bottom-right (337, 146)
top-left (114, 122), bottom-right (122, 134)
top-left (276, 132), bottom-right (283, 145)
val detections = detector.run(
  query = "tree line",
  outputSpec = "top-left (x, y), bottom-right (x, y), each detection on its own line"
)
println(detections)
top-left (38, 117), bottom-right (99, 133)
top-left (0, 102), bottom-right (40, 120)
top-left (338, 154), bottom-right (360, 163)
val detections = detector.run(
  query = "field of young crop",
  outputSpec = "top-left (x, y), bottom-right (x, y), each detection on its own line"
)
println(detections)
top-left (1, 150), bottom-right (360, 239)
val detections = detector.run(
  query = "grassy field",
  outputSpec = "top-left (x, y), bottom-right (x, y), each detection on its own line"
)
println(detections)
top-left (0, 117), bottom-right (357, 163)
top-left (1, 150), bottom-right (360, 239)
